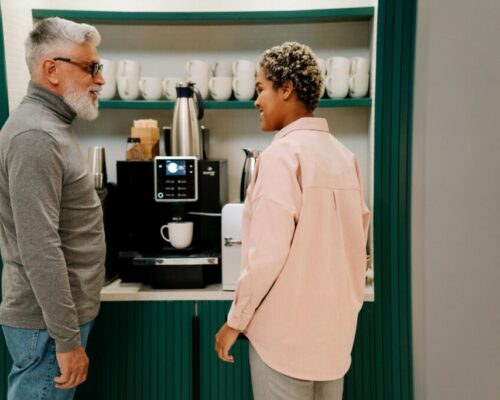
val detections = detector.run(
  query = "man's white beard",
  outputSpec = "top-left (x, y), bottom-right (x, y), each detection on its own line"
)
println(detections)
top-left (63, 85), bottom-right (99, 121)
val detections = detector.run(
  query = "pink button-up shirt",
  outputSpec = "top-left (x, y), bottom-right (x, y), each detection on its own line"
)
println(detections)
top-left (227, 117), bottom-right (370, 381)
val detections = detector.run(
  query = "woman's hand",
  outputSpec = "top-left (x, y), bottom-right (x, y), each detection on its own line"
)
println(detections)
top-left (215, 323), bottom-right (240, 363)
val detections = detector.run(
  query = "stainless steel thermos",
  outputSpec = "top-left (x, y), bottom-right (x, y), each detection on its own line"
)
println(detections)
top-left (171, 81), bottom-right (205, 159)
top-left (240, 148), bottom-right (260, 202)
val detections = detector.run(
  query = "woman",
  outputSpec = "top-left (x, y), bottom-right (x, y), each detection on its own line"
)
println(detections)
top-left (215, 42), bottom-right (370, 400)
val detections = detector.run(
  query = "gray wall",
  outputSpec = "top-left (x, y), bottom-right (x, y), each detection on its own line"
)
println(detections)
top-left (412, 1), bottom-right (500, 399)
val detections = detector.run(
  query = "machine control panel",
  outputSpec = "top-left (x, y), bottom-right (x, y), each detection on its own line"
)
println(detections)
top-left (154, 156), bottom-right (198, 202)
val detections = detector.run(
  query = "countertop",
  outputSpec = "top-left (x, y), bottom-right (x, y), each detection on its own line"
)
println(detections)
top-left (101, 279), bottom-right (375, 302)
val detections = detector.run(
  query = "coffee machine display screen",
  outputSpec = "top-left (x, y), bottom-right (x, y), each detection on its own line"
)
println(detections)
top-left (154, 156), bottom-right (198, 202)
top-left (166, 160), bottom-right (186, 176)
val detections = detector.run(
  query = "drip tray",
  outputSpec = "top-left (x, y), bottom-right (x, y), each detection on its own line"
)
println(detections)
top-left (133, 252), bottom-right (221, 289)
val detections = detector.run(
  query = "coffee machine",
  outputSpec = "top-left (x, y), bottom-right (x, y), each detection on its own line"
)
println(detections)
top-left (114, 157), bottom-right (227, 288)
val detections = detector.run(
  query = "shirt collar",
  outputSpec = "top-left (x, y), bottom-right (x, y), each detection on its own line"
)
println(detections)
top-left (273, 117), bottom-right (330, 142)
top-left (24, 81), bottom-right (77, 124)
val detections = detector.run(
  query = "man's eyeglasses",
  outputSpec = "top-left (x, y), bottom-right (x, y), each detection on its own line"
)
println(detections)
top-left (53, 57), bottom-right (104, 78)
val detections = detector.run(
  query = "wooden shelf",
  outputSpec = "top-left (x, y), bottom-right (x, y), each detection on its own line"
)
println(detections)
top-left (99, 98), bottom-right (372, 110)
top-left (32, 8), bottom-right (375, 25)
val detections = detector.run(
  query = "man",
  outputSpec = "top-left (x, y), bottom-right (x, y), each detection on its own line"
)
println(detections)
top-left (0, 17), bottom-right (105, 400)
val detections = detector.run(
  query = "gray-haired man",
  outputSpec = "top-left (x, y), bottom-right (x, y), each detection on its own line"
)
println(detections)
top-left (0, 17), bottom-right (105, 399)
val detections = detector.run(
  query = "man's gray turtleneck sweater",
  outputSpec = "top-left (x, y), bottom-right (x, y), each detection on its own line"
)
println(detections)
top-left (0, 81), bottom-right (105, 352)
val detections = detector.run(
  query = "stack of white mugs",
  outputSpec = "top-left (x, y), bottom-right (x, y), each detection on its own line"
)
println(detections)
top-left (317, 56), bottom-right (370, 99)
top-left (99, 56), bottom-right (369, 101)
top-left (99, 58), bottom-right (258, 101)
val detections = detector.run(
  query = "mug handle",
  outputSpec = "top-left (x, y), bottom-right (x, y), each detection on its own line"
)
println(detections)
top-left (160, 225), bottom-right (170, 243)
top-left (139, 79), bottom-right (145, 95)
top-left (209, 77), bottom-right (215, 92)
top-left (351, 58), bottom-right (357, 75)
top-left (350, 75), bottom-right (356, 88)
top-left (232, 77), bottom-right (239, 97)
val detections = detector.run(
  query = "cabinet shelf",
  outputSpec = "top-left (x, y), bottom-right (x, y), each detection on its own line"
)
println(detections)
top-left (99, 98), bottom-right (372, 110)
top-left (32, 8), bottom-right (374, 24)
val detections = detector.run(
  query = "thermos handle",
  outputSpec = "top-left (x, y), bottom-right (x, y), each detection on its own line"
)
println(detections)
top-left (192, 85), bottom-right (205, 120)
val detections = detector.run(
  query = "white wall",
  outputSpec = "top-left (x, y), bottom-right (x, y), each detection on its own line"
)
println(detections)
top-left (412, 1), bottom-right (500, 399)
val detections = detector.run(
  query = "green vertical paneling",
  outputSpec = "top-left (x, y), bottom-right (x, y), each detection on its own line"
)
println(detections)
top-left (0, 5), bottom-right (8, 128)
top-left (75, 301), bottom-right (194, 400)
top-left (372, 0), bottom-right (416, 399)
top-left (0, 5), bottom-right (11, 399)
top-left (199, 301), bottom-right (252, 400)
top-left (344, 304), bottom-right (376, 400)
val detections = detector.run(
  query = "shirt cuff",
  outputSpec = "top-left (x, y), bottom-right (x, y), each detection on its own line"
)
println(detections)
top-left (227, 301), bottom-right (254, 331)
top-left (55, 334), bottom-right (82, 353)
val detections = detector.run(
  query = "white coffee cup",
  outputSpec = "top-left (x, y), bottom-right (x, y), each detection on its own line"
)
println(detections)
top-left (187, 76), bottom-right (209, 100)
top-left (326, 56), bottom-right (351, 76)
top-left (232, 76), bottom-right (255, 101)
top-left (350, 57), bottom-right (370, 75)
top-left (186, 60), bottom-right (210, 99)
top-left (349, 73), bottom-right (370, 98)
top-left (325, 73), bottom-right (350, 99)
top-left (232, 60), bottom-right (256, 77)
top-left (209, 77), bottom-right (232, 101)
top-left (316, 57), bottom-right (326, 77)
top-left (160, 221), bottom-right (193, 249)
top-left (117, 59), bottom-right (141, 79)
top-left (117, 76), bottom-right (140, 100)
top-left (139, 77), bottom-right (163, 100)
top-left (99, 59), bottom-right (116, 100)
top-left (162, 77), bottom-right (182, 100)
top-left (212, 61), bottom-right (233, 77)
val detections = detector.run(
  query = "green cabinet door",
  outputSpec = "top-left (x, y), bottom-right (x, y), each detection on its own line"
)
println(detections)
top-left (75, 301), bottom-right (194, 400)
top-left (198, 301), bottom-right (253, 400)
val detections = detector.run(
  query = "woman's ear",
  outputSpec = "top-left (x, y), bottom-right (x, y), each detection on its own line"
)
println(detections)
top-left (281, 80), bottom-right (294, 100)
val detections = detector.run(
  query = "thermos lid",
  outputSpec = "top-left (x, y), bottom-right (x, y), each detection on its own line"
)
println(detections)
top-left (176, 81), bottom-right (193, 97)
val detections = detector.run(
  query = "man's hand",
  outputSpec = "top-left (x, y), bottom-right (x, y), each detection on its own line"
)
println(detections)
top-left (54, 346), bottom-right (89, 389)
top-left (215, 323), bottom-right (240, 363)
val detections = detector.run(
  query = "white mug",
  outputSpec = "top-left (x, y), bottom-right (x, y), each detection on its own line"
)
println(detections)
top-left (232, 76), bottom-right (255, 101)
top-left (325, 73), bottom-right (350, 99)
top-left (232, 60), bottom-right (256, 77)
top-left (187, 75), bottom-right (209, 100)
top-left (209, 77), bottom-right (232, 101)
top-left (162, 77), bottom-right (182, 100)
top-left (349, 73), bottom-right (370, 98)
top-left (139, 77), bottom-right (163, 100)
top-left (316, 57), bottom-right (326, 77)
top-left (99, 59), bottom-right (116, 100)
top-left (350, 57), bottom-right (370, 75)
top-left (212, 61), bottom-right (233, 77)
top-left (117, 59), bottom-right (141, 79)
top-left (160, 222), bottom-right (194, 249)
top-left (186, 60), bottom-right (210, 99)
top-left (326, 56), bottom-right (351, 76)
top-left (117, 76), bottom-right (140, 100)
top-left (186, 60), bottom-right (211, 77)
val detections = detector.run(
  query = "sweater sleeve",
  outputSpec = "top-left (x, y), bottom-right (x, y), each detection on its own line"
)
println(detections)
top-left (8, 130), bottom-right (81, 352)
top-left (227, 145), bottom-right (301, 331)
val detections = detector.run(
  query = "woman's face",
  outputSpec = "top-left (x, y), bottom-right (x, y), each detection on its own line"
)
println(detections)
top-left (254, 68), bottom-right (285, 131)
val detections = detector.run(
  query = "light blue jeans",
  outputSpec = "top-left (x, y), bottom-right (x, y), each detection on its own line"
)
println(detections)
top-left (2, 320), bottom-right (94, 400)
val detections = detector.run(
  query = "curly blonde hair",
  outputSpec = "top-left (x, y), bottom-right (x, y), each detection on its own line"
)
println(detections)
top-left (258, 41), bottom-right (323, 111)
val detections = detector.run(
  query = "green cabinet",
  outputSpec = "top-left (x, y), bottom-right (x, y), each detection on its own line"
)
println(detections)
top-left (75, 302), bottom-right (194, 400)
top-left (0, 300), bottom-right (378, 400)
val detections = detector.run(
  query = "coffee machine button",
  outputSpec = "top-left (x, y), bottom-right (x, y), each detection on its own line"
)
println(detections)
top-left (157, 192), bottom-right (164, 199)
